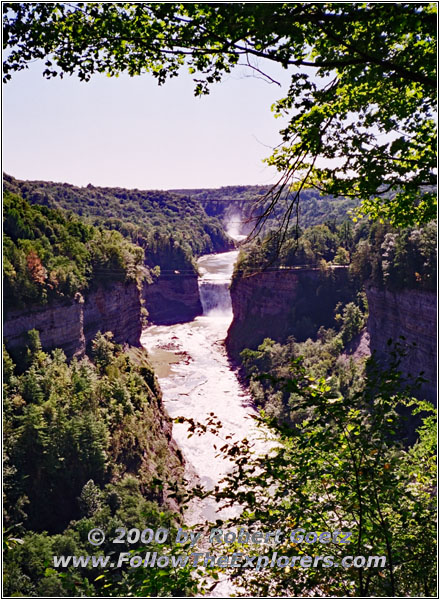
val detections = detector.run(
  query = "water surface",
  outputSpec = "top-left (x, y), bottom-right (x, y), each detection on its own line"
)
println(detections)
top-left (141, 250), bottom-right (268, 524)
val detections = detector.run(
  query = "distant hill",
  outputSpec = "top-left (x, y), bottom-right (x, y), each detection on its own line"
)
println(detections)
top-left (3, 174), bottom-right (233, 271)
top-left (4, 175), bottom-right (359, 265)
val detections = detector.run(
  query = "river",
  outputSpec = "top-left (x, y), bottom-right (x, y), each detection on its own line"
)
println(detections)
top-left (140, 249), bottom-right (269, 526)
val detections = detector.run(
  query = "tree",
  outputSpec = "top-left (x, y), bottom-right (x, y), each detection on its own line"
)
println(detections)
top-left (78, 479), bottom-right (102, 516)
top-left (3, 3), bottom-right (437, 233)
top-left (335, 301), bottom-right (365, 344)
top-left (184, 352), bottom-right (437, 596)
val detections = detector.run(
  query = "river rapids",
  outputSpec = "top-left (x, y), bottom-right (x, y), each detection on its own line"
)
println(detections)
top-left (140, 250), bottom-right (269, 525)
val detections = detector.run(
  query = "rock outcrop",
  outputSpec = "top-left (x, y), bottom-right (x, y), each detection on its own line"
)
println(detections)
top-left (366, 285), bottom-right (437, 402)
top-left (226, 266), bottom-right (355, 358)
top-left (4, 281), bottom-right (142, 360)
top-left (84, 281), bottom-right (142, 348)
top-left (4, 296), bottom-right (86, 359)
top-left (143, 274), bottom-right (202, 325)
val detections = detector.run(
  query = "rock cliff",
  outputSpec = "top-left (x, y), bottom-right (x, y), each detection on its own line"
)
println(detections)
top-left (226, 266), bottom-right (355, 358)
top-left (84, 281), bottom-right (142, 348)
top-left (4, 280), bottom-right (142, 360)
top-left (4, 295), bottom-right (86, 359)
top-left (366, 285), bottom-right (437, 402)
top-left (143, 274), bottom-right (202, 324)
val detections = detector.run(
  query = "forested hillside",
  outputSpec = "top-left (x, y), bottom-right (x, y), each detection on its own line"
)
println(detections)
top-left (4, 174), bottom-right (233, 272)
top-left (3, 190), bottom-right (144, 313)
top-left (3, 332), bottom-right (187, 596)
top-left (212, 346), bottom-right (437, 597)
top-left (3, 182), bottom-right (437, 597)
top-left (5, 175), bottom-right (358, 258)
top-left (234, 219), bottom-right (437, 292)
top-left (3, 182), bottom-right (198, 595)
top-left (230, 218), bottom-right (437, 405)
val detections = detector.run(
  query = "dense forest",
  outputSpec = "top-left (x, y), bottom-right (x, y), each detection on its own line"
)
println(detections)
top-left (234, 219), bottom-right (437, 292)
top-left (3, 190), bottom-right (144, 313)
top-left (4, 174), bottom-right (233, 273)
top-left (176, 185), bottom-right (359, 235)
top-left (3, 332), bottom-right (190, 597)
top-left (4, 175), bottom-right (359, 264)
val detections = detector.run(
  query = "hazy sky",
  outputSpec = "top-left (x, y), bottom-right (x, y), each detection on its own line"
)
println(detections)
top-left (3, 58), bottom-right (294, 190)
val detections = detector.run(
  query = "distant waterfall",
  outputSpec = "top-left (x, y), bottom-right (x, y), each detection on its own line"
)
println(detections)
top-left (226, 212), bottom-right (247, 242)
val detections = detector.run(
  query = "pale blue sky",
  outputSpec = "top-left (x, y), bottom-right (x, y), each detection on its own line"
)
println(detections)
top-left (3, 59), bottom-right (294, 190)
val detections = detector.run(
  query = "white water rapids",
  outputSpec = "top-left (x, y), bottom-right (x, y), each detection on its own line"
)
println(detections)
top-left (140, 250), bottom-right (269, 526)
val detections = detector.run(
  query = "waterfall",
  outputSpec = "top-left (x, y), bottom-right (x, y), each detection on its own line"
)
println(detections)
top-left (141, 247), bottom-right (272, 537)
top-left (197, 250), bottom-right (238, 317)
top-left (226, 212), bottom-right (247, 242)
top-left (199, 280), bottom-right (231, 315)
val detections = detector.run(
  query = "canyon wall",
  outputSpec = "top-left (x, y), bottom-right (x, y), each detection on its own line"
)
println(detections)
top-left (83, 281), bottom-right (142, 347)
top-left (226, 266), bottom-right (354, 358)
top-left (143, 274), bottom-right (202, 324)
top-left (4, 272), bottom-right (203, 359)
top-left (366, 285), bottom-right (437, 403)
top-left (4, 280), bottom-right (142, 360)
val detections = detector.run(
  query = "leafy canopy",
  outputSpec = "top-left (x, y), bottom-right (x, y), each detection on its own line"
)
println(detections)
top-left (3, 333), bottom-right (190, 597)
top-left (182, 350), bottom-right (437, 597)
top-left (3, 190), bottom-right (144, 312)
top-left (3, 3), bottom-right (437, 228)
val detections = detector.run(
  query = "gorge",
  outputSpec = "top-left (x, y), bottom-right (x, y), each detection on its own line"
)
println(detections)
top-left (3, 4), bottom-right (436, 594)
top-left (366, 284), bottom-right (437, 403)
top-left (3, 180), bottom-right (437, 598)
top-left (4, 280), bottom-right (142, 360)
top-left (141, 250), bottom-right (270, 526)
top-left (3, 189), bottom-right (437, 401)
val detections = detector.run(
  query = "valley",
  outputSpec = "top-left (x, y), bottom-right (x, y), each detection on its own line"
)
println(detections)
top-left (141, 249), bottom-right (271, 526)
top-left (3, 6), bottom-right (436, 596)
top-left (3, 177), bottom-right (437, 597)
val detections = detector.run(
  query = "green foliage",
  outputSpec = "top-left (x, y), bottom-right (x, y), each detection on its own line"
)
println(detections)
top-left (3, 330), bottom-right (183, 529)
top-left (335, 301), bottom-right (366, 345)
top-left (234, 218), bottom-right (436, 296)
top-left (3, 477), bottom-right (191, 597)
top-left (239, 310), bottom-right (368, 428)
top-left (3, 332), bottom-right (188, 596)
top-left (79, 480), bottom-right (102, 517)
top-left (4, 174), bottom-right (233, 273)
top-left (3, 3), bottom-right (436, 226)
top-left (350, 220), bottom-right (437, 291)
top-left (180, 185), bottom-right (359, 234)
top-left (3, 190), bottom-right (144, 313)
top-left (334, 246), bottom-right (350, 265)
top-left (234, 221), bottom-right (354, 277)
top-left (207, 353), bottom-right (437, 596)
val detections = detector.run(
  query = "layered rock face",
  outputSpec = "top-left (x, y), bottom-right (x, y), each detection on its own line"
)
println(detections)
top-left (143, 274), bottom-right (202, 324)
top-left (84, 281), bottom-right (142, 348)
top-left (366, 285), bottom-right (437, 402)
top-left (226, 267), bottom-right (354, 358)
top-left (4, 296), bottom-right (86, 359)
top-left (4, 281), bottom-right (142, 360)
